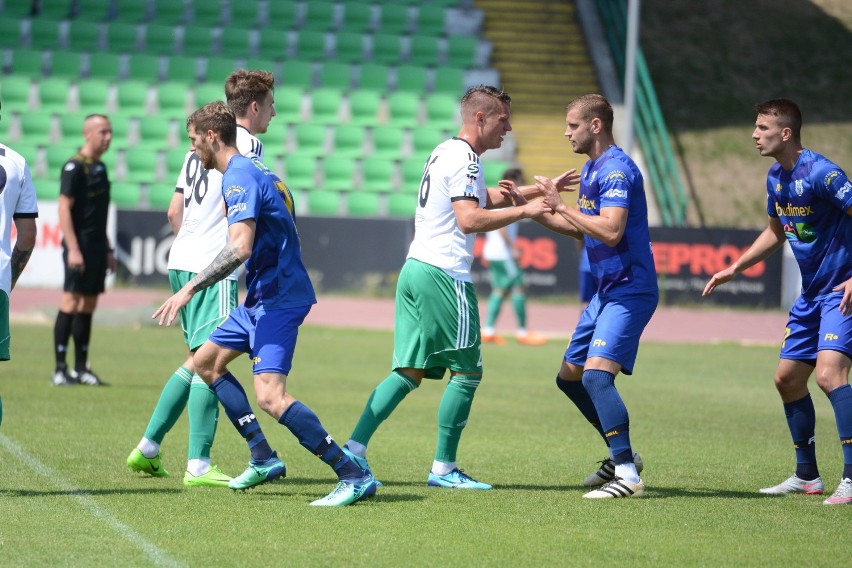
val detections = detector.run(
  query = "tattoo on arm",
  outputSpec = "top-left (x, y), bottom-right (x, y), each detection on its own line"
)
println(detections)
top-left (10, 245), bottom-right (33, 290)
top-left (188, 245), bottom-right (242, 293)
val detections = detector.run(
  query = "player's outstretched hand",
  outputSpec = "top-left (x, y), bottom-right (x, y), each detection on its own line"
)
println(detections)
top-left (534, 176), bottom-right (564, 212)
top-left (833, 278), bottom-right (852, 315)
top-left (522, 197), bottom-right (555, 220)
top-left (702, 267), bottom-right (737, 297)
top-left (498, 180), bottom-right (528, 206)
top-left (152, 287), bottom-right (193, 327)
top-left (554, 169), bottom-right (580, 193)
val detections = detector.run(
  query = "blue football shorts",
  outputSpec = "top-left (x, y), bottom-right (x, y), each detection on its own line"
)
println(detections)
top-left (780, 293), bottom-right (852, 362)
top-left (564, 291), bottom-right (658, 375)
top-left (208, 303), bottom-right (312, 376)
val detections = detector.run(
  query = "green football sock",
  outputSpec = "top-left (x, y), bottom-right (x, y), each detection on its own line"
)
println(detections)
top-left (486, 292), bottom-right (503, 328)
top-left (511, 293), bottom-right (527, 328)
top-left (435, 375), bottom-right (480, 463)
top-left (350, 371), bottom-right (418, 446)
top-left (187, 374), bottom-right (219, 460)
top-left (143, 366), bottom-right (193, 444)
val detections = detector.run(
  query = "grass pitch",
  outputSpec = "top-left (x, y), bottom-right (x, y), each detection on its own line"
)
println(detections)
top-left (0, 323), bottom-right (846, 567)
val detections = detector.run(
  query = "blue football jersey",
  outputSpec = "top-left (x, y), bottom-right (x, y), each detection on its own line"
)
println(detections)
top-left (222, 154), bottom-right (316, 312)
top-left (766, 148), bottom-right (852, 299)
top-left (578, 146), bottom-right (658, 297)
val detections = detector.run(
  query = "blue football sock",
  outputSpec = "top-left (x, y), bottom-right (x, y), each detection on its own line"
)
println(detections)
top-left (279, 401), bottom-right (361, 481)
top-left (581, 369), bottom-right (633, 464)
top-left (783, 394), bottom-right (819, 480)
top-left (209, 373), bottom-right (272, 462)
top-left (827, 384), bottom-right (852, 479)
top-left (556, 375), bottom-right (607, 443)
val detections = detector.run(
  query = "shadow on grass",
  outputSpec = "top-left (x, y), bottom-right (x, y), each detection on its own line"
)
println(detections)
top-left (0, 487), bottom-right (184, 497)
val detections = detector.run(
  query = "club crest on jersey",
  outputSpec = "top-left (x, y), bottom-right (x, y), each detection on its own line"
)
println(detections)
top-left (824, 171), bottom-right (840, 187)
top-left (224, 185), bottom-right (246, 198)
top-left (794, 179), bottom-right (804, 196)
top-left (464, 183), bottom-right (476, 196)
top-left (835, 181), bottom-right (851, 201)
top-left (467, 163), bottom-right (480, 175)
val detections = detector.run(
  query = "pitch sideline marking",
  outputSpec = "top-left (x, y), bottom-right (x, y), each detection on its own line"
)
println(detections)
top-left (0, 433), bottom-right (182, 567)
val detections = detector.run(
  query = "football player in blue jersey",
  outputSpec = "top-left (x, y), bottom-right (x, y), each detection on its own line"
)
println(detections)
top-left (704, 99), bottom-right (852, 506)
top-left (153, 101), bottom-right (376, 506)
top-left (526, 94), bottom-right (658, 499)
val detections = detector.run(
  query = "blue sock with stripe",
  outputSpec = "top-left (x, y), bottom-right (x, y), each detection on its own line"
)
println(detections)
top-left (783, 393), bottom-right (819, 480)
top-left (279, 401), bottom-right (362, 481)
top-left (581, 369), bottom-right (632, 464)
top-left (556, 375), bottom-right (607, 443)
top-left (210, 372), bottom-right (272, 462)
top-left (827, 384), bottom-right (852, 479)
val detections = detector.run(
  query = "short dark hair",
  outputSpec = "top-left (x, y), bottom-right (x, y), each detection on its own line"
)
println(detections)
top-left (755, 98), bottom-right (802, 141)
top-left (187, 101), bottom-right (237, 146)
top-left (460, 85), bottom-right (511, 122)
top-left (225, 69), bottom-right (275, 117)
top-left (566, 94), bottom-right (613, 134)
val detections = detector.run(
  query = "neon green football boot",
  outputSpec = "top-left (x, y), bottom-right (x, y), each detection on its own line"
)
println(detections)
top-left (126, 448), bottom-right (170, 478)
top-left (183, 465), bottom-right (232, 487)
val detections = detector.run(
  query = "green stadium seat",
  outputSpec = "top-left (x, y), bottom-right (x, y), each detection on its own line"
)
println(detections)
top-left (33, 1), bottom-right (73, 20)
top-left (37, 77), bottom-right (72, 113)
top-left (58, 112), bottom-right (85, 141)
top-left (306, 190), bottom-right (340, 216)
top-left (148, 184), bottom-right (178, 209)
top-left (115, 0), bottom-right (150, 23)
top-left (138, 116), bottom-right (174, 148)
top-left (0, 16), bottom-right (22, 48)
top-left (370, 126), bottom-right (406, 160)
top-left (151, 0), bottom-right (185, 25)
top-left (433, 66), bottom-right (465, 96)
top-left (346, 192), bottom-right (380, 217)
top-left (106, 22), bottom-right (139, 53)
top-left (88, 53), bottom-right (122, 80)
top-left (204, 57), bottom-right (239, 84)
top-left (100, 146), bottom-right (119, 174)
top-left (447, 36), bottom-right (478, 68)
top-left (387, 192), bottom-right (414, 217)
top-left (257, 28), bottom-right (289, 59)
top-left (9, 48), bottom-right (44, 77)
top-left (407, 35), bottom-right (441, 67)
top-left (110, 182), bottom-right (142, 207)
top-left (333, 32), bottom-right (366, 64)
top-left (340, 3), bottom-right (374, 34)
top-left (228, 0), bottom-right (261, 28)
top-left (310, 88), bottom-right (343, 124)
top-left (123, 148), bottom-right (161, 183)
top-left (166, 55), bottom-right (200, 84)
top-left (48, 51), bottom-right (83, 79)
top-left (144, 24), bottom-right (178, 55)
top-left (46, 144), bottom-right (80, 177)
top-left (395, 64), bottom-right (429, 93)
top-left (219, 27), bottom-right (253, 58)
top-left (484, 160), bottom-right (513, 187)
top-left (386, 92), bottom-right (421, 128)
top-left (348, 90), bottom-right (381, 126)
top-left (293, 123), bottom-right (328, 157)
top-left (259, 122), bottom-right (287, 153)
top-left (318, 61), bottom-right (352, 90)
top-left (424, 93), bottom-right (459, 131)
top-left (284, 153), bottom-right (319, 191)
top-left (182, 26), bottom-right (216, 57)
top-left (275, 86), bottom-right (305, 123)
top-left (156, 82), bottom-right (191, 119)
top-left (302, 1), bottom-right (337, 32)
top-left (14, 145), bottom-right (43, 178)
top-left (191, 1), bottom-right (224, 27)
top-left (34, 174), bottom-right (60, 200)
top-left (0, 77), bottom-right (33, 111)
top-left (332, 125), bottom-right (367, 158)
top-left (116, 80), bottom-right (151, 113)
top-left (322, 157), bottom-right (358, 192)
top-left (245, 57), bottom-right (278, 77)
top-left (401, 158), bottom-right (427, 190)
top-left (411, 127), bottom-right (445, 157)
top-left (18, 112), bottom-right (55, 141)
top-left (28, 18), bottom-right (62, 50)
top-left (77, 78), bottom-right (112, 114)
top-left (107, 113), bottom-right (134, 149)
top-left (67, 20), bottom-right (102, 52)
top-left (75, 0), bottom-right (110, 22)
top-left (358, 62), bottom-right (390, 92)
top-left (378, 4), bottom-right (410, 35)
top-left (165, 149), bottom-right (190, 176)
top-left (127, 53), bottom-right (162, 82)
top-left (361, 158), bottom-right (396, 193)
top-left (266, 0), bottom-right (299, 28)
top-left (279, 60), bottom-right (313, 89)
top-left (194, 82), bottom-right (224, 107)
top-left (370, 34), bottom-right (403, 65)
top-left (295, 30), bottom-right (328, 61)
top-left (413, 7), bottom-right (446, 36)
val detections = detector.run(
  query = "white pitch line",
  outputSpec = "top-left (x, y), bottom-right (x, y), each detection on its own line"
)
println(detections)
top-left (0, 433), bottom-right (183, 567)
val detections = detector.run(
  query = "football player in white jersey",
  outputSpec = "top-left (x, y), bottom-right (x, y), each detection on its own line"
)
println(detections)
top-left (342, 86), bottom-right (579, 489)
top-left (127, 70), bottom-right (276, 486)
top-left (0, 99), bottom-right (39, 428)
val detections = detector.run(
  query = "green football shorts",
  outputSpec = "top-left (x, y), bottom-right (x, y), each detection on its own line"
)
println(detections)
top-left (488, 258), bottom-right (524, 290)
top-left (0, 291), bottom-right (9, 361)
top-left (169, 269), bottom-right (238, 351)
top-left (392, 258), bottom-right (482, 379)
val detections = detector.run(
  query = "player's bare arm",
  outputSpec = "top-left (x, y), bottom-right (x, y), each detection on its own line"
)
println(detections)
top-left (153, 220), bottom-right (255, 326)
top-left (453, 197), bottom-right (551, 235)
top-left (702, 218), bottom-right (786, 297)
top-left (166, 191), bottom-right (184, 235)
top-left (10, 218), bottom-right (36, 290)
top-left (535, 175), bottom-right (626, 245)
top-left (58, 194), bottom-right (84, 271)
